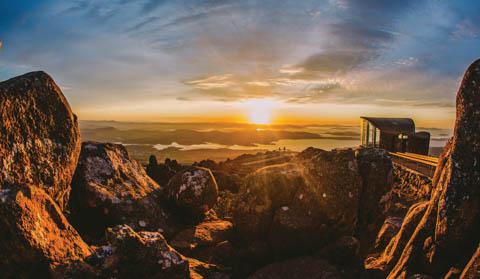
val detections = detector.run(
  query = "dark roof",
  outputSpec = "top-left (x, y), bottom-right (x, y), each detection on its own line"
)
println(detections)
top-left (361, 117), bottom-right (415, 134)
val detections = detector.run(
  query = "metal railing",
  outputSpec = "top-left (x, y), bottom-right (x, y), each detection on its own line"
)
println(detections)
top-left (389, 152), bottom-right (438, 178)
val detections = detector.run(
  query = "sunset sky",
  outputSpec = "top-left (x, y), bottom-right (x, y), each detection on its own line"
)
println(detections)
top-left (1, 0), bottom-right (479, 127)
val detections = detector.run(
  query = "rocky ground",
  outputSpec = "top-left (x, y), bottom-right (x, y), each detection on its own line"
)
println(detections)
top-left (0, 60), bottom-right (479, 279)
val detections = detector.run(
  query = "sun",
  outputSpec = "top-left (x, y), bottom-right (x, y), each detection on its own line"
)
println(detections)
top-left (244, 99), bottom-right (276, 125)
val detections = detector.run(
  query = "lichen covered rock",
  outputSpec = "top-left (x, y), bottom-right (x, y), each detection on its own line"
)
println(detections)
top-left (166, 166), bottom-right (219, 218)
top-left (79, 225), bottom-right (190, 278)
top-left (0, 71), bottom-right (81, 210)
top-left (0, 184), bottom-right (91, 277)
top-left (70, 142), bottom-right (176, 241)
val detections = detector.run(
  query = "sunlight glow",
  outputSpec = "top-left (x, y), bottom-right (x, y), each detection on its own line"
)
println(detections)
top-left (244, 99), bottom-right (277, 125)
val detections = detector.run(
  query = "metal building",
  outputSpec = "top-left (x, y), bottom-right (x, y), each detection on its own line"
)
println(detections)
top-left (360, 117), bottom-right (430, 155)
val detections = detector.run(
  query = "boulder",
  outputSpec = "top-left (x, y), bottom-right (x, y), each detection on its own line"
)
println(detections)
top-left (101, 225), bottom-right (190, 278)
top-left (370, 59), bottom-right (480, 278)
top-left (234, 163), bottom-right (305, 241)
top-left (293, 148), bottom-right (362, 236)
top-left (248, 257), bottom-right (342, 279)
top-left (0, 71), bottom-right (81, 210)
top-left (166, 166), bottom-right (219, 218)
top-left (170, 219), bottom-right (233, 264)
top-left (234, 148), bottom-right (371, 256)
top-left (69, 142), bottom-right (176, 242)
top-left (0, 184), bottom-right (91, 277)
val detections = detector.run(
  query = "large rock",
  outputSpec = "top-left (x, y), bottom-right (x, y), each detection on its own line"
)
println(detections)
top-left (370, 59), bottom-right (480, 278)
top-left (104, 225), bottom-right (189, 278)
top-left (355, 148), bottom-right (393, 253)
top-left (165, 166), bottom-right (219, 218)
top-left (234, 163), bottom-right (306, 241)
top-left (248, 257), bottom-right (342, 279)
top-left (234, 148), bottom-right (391, 256)
top-left (0, 71), bottom-right (81, 210)
top-left (170, 219), bottom-right (234, 264)
top-left (0, 184), bottom-right (91, 277)
top-left (69, 142), bottom-right (176, 241)
top-left (64, 225), bottom-right (190, 279)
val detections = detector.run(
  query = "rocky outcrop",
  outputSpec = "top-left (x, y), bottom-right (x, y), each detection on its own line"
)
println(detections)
top-left (69, 142), bottom-right (177, 242)
top-left (0, 71), bottom-right (81, 210)
top-left (234, 147), bottom-right (392, 257)
top-left (166, 166), bottom-right (219, 218)
top-left (249, 257), bottom-right (342, 279)
top-left (355, 148), bottom-right (394, 253)
top-left (367, 59), bottom-right (480, 278)
top-left (0, 184), bottom-right (91, 278)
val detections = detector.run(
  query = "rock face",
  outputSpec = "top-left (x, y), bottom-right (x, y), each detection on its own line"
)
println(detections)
top-left (355, 148), bottom-right (393, 253)
top-left (166, 166), bottom-right (219, 218)
top-left (0, 184), bottom-right (91, 277)
top-left (69, 142), bottom-right (176, 241)
top-left (0, 71), bottom-right (81, 210)
top-left (234, 148), bottom-right (392, 257)
top-left (249, 257), bottom-right (342, 279)
top-left (368, 59), bottom-right (480, 278)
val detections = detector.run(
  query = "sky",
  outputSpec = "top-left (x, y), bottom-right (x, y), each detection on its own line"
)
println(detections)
top-left (0, 0), bottom-right (479, 127)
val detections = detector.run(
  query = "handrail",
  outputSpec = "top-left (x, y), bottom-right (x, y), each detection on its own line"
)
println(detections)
top-left (389, 152), bottom-right (438, 167)
top-left (403, 152), bottom-right (439, 163)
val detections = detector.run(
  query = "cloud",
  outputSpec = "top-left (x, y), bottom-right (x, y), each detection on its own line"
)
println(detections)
top-left (292, 49), bottom-right (372, 79)
top-left (451, 19), bottom-right (479, 39)
top-left (141, 0), bottom-right (168, 14)
top-left (246, 81), bottom-right (271, 87)
top-left (279, 65), bottom-right (304, 75)
top-left (185, 74), bottom-right (235, 90)
top-left (394, 57), bottom-right (419, 67)
top-left (1, 0), bottom-right (477, 121)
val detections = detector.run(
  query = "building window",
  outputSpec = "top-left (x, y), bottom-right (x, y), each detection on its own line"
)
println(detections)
top-left (361, 119), bottom-right (380, 147)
